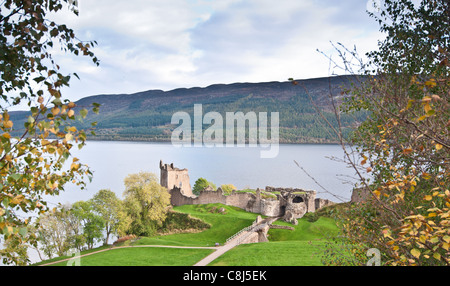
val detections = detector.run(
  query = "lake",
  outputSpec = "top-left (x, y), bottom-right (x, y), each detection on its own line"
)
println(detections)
top-left (47, 140), bottom-right (357, 207)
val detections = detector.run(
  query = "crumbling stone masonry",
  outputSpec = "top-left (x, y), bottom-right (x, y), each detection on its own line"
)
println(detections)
top-left (160, 161), bottom-right (334, 224)
top-left (160, 160), bottom-right (193, 197)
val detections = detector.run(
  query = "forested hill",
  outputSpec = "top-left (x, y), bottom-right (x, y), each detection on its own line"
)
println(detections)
top-left (13, 75), bottom-right (368, 143)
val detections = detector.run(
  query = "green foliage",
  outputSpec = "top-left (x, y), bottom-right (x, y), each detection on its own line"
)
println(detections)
top-left (158, 211), bottom-right (210, 234)
top-left (35, 206), bottom-right (75, 258)
top-left (303, 212), bottom-right (319, 223)
top-left (192, 178), bottom-right (216, 195)
top-left (122, 172), bottom-right (171, 236)
top-left (324, 0), bottom-right (450, 266)
top-left (220, 184), bottom-right (236, 195)
top-left (0, 0), bottom-right (99, 265)
top-left (91, 189), bottom-right (126, 244)
top-left (71, 201), bottom-right (105, 250)
top-left (366, 0), bottom-right (449, 77)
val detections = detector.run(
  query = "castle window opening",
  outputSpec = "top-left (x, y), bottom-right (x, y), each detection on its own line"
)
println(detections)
top-left (293, 196), bottom-right (304, 203)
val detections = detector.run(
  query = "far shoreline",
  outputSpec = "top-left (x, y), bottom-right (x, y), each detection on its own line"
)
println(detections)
top-left (83, 137), bottom-right (344, 146)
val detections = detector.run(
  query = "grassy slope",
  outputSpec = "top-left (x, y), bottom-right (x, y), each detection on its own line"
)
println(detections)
top-left (208, 216), bottom-right (338, 266)
top-left (135, 203), bottom-right (261, 247)
top-left (37, 203), bottom-right (339, 266)
top-left (49, 247), bottom-right (214, 266)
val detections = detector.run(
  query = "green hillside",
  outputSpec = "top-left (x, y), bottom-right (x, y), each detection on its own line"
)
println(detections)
top-left (11, 75), bottom-right (368, 143)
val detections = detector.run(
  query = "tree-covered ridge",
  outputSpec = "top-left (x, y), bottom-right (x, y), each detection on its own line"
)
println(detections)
top-left (11, 75), bottom-right (368, 143)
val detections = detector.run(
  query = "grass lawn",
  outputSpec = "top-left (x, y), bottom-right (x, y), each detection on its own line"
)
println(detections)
top-left (207, 216), bottom-right (338, 266)
top-left (135, 203), bottom-right (261, 247)
top-left (50, 247), bottom-right (214, 266)
top-left (269, 217), bottom-right (339, 241)
top-left (208, 241), bottom-right (327, 266)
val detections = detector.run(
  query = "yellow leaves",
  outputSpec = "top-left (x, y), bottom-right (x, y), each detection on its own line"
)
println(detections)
top-left (401, 99), bottom-right (415, 113)
top-left (46, 181), bottom-right (59, 190)
top-left (382, 228), bottom-right (393, 239)
top-left (422, 172), bottom-right (432, 180)
top-left (416, 115), bottom-right (428, 122)
top-left (435, 144), bottom-right (443, 151)
top-left (403, 147), bottom-right (413, 155)
top-left (361, 154), bottom-right (368, 165)
top-left (396, 191), bottom-right (405, 201)
top-left (431, 94), bottom-right (441, 101)
top-left (421, 96), bottom-right (432, 103)
top-left (443, 236), bottom-right (450, 244)
top-left (424, 79), bottom-right (437, 87)
top-left (0, 207), bottom-right (4, 216)
top-left (423, 102), bottom-right (432, 114)
top-left (68, 126), bottom-right (77, 133)
top-left (411, 248), bottom-right (421, 259)
top-left (373, 189), bottom-right (381, 199)
top-left (70, 163), bottom-right (80, 171)
top-left (11, 195), bottom-right (25, 205)
top-left (433, 252), bottom-right (441, 261)
top-left (65, 133), bottom-right (73, 142)
top-left (428, 212), bottom-right (437, 218)
top-left (67, 109), bottom-right (75, 117)
top-left (51, 107), bottom-right (60, 116)
top-left (424, 195), bottom-right (433, 201)
top-left (3, 120), bottom-right (13, 129)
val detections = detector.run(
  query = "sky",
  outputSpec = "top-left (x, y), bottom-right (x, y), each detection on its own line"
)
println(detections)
top-left (50, 0), bottom-right (384, 102)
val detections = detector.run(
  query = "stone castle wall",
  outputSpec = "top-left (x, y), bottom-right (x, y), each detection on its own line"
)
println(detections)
top-left (162, 162), bottom-right (334, 223)
top-left (170, 187), bottom-right (256, 211)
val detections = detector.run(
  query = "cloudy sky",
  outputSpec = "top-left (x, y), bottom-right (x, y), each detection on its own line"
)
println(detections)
top-left (52, 0), bottom-right (383, 101)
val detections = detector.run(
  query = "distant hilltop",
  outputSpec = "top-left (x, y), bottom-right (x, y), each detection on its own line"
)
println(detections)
top-left (10, 75), bottom-right (368, 143)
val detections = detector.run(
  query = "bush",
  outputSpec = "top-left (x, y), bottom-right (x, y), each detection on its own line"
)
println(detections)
top-left (303, 212), bottom-right (319, 223)
top-left (193, 178), bottom-right (217, 195)
top-left (159, 211), bottom-right (210, 233)
top-left (113, 235), bottom-right (137, 245)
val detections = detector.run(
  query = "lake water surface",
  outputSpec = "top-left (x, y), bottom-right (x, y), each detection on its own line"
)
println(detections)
top-left (49, 141), bottom-right (357, 206)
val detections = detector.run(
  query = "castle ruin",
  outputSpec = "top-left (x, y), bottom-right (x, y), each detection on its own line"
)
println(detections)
top-left (160, 160), bottom-right (194, 197)
top-left (160, 161), bottom-right (334, 224)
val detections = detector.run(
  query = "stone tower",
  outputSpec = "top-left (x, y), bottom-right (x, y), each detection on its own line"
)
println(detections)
top-left (159, 160), bottom-right (193, 197)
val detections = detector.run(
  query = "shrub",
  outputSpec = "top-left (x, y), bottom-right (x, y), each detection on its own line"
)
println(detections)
top-left (113, 235), bottom-right (137, 245)
top-left (303, 212), bottom-right (319, 223)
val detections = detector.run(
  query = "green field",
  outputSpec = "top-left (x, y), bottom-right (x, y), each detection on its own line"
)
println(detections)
top-left (208, 241), bottom-right (327, 266)
top-left (38, 203), bottom-right (339, 266)
top-left (208, 215), bottom-right (338, 266)
top-left (49, 247), bottom-right (214, 266)
top-left (135, 204), bottom-right (261, 247)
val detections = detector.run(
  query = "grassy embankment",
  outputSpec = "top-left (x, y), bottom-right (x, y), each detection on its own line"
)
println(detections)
top-left (38, 203), bottom-right (339, 266)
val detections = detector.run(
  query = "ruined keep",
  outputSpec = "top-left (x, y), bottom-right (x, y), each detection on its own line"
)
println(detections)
top-left (160, 161), bottom-right (334, 224)
top-left (160, 160), bottom-right (194, 197)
